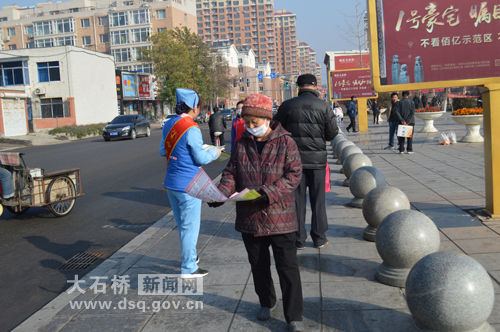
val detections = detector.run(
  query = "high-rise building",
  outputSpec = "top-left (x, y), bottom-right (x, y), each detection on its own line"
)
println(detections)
top-left (273, 9), bottom-right (297, 75)
top-left (0, 0), bottom-right (196, 73)
top-left (195, 0), bottom-right (277, 70)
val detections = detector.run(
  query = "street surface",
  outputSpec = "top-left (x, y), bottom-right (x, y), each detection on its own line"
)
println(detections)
top-left (0, 123), bottom-right (227, 331)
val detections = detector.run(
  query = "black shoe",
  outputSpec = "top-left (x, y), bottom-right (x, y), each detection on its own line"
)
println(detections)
top-left (257, 303), bottom-right (277, 321)
top-left (287, 321), bottom-right (304, 332)
top-left (296, 242), bottom-right (305, 250)
top-left (180, 268), bottom-right (208, 279)
top-left (314, 241), bottom-right (329, 249)
top-left (346, 128), bottom-right (350, 132)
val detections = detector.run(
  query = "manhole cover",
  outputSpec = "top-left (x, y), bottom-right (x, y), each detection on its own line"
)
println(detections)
top-left (59, 249), bottom-right (107, 270)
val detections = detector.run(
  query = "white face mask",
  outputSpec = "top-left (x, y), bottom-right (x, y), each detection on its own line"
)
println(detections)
top-left (236, 109), bottom-right (242, 116)
top-left (246, 120), bottom-right (269, 137)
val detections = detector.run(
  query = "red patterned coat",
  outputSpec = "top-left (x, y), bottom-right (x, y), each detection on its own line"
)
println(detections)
top-left (217, 122), bottom-right (302, 236)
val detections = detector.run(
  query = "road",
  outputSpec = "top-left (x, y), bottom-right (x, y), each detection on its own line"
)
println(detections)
top-left (0, 123), bottom-right (228, 331)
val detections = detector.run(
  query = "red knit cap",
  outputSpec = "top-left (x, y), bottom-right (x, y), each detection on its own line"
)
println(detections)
top-left (242, 94), bottom-right (273, 119)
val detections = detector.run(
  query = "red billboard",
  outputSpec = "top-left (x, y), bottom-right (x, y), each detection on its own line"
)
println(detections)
top-left (138, 74), bottom-right (152, 99)
top-left (330, 69), bottom-right (377, 100)
top-left (376, 0), bottom-right (500, 86)
top-left (334, 54), bottom-right (371, 70)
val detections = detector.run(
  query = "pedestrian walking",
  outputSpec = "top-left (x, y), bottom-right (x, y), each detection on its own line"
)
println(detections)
top-left (346, 96), bottom-right (358, 132)
top-left (275, 73), bottom-right (338, 250)
top-left (230, 100), bottom-right (245, 152)
top-left (159, 88), bottom-right (221, 278)
top-left (209, 94), bottom-right (304, 331)
top-left (384, 92), bottom-right (401, 150)
top-left (372, 99), bottom-right (380, 124)
top-left (208, 106), bottom-right (226, 148)
top-left (413, 93), bottom-right (421, 109)
top-left (332, 102), bottom-right (344, 130)
top-left (396, 91), bottom-right (416, 154)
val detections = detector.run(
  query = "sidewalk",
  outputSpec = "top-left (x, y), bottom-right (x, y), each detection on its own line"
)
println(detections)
top-left (14, 114), bottom-right (500, 331)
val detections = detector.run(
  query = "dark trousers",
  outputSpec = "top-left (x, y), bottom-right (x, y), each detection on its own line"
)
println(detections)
top-left (346, 116), bottom-right (356, 132)
top-left (388, 120), bottom-right (398, 147)
top-left (398, 124), bottom-right (414, 152)
top-left (210, 132), bottom-right (225, 147)
top-left (373, 112), bottom-right (380, 124)
top-left (295, 168), bottom-right (328, 247)
top-left (242, 232), bottom-right (303, 323)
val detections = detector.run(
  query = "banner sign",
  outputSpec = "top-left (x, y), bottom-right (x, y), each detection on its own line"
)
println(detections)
top-left (374, 0), bottom-right (500, 87)
top-left (330, 69), bottom-right (377, 100)
top-left (122, 73), bottom-right (137, 98)
top-left (334, 54), bottom-right (371, 70)
top-left (138, 74), bottom-right (152, 99)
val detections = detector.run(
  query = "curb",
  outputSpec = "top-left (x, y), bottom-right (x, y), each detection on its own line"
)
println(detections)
top-left (0, 138), bottom-right (33, 146)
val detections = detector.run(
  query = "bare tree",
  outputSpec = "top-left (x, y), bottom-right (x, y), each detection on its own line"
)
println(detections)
top-left (336, 0), bottom-right (368, 67)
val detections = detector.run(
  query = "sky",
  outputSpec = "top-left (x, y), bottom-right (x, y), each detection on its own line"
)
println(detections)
top-left (5, 0), bottom-right (366, 84)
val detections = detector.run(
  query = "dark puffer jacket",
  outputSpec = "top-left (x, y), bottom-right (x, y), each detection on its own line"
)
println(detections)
top-left (275, 89), bottom-right (338, 169)
top-left (217, 122), bottom-right (302, 236)
top-left (208, 111), bottom-right (226, 133)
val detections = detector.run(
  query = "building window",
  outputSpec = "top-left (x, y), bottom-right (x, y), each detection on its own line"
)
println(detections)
top-left (132, 9), bottom-right (150, 25)
top-left (110, 12), bottom-right (129, 27)
top-left (112, 48), bottom-right (131, 62)
top-left (81, 18), bottom-right (90, 28)
top-left (132, 46), bottom-right (150, 61)
top-left (157, 9), bottom-right (166, 19)
top-left (111, 30), bottom-right (129, 45)
top-left (157, 27), bottom-right (166, 32)
top-left (240, 86), bottom-right (245, 92)
top-left (37, 61), bottom-right (60, 82)
top-left (56, 18), bottom-right (75, 34)
top-left (41, 98), bottom-right (67, 118)
top-left (132, 27), bottom-right (151, 42)
top-left (98, 16), bottom-right (108, 26)
top-left (8, 45), bottom-right (16, 50)
top-left (26, 42), bottom-right (35, 48)
top-left (69, 8), bottom-right (80, 13)
top-left (99, 34), bottom-right (109, 43)
top-left (35, 38), bottom-right (54, 48)
top-left (24, 25), bottom-right (33, 35)
top-left (82, 36), bottom-right (91, 45)
top-left (34, 21), bottom-right (53, 36)
top-left (56, 36), bottom-right (75, 46)
top-left (7, 27), bottom-right (16, 36)
top-left (0, 17), bottom-right (7, 22)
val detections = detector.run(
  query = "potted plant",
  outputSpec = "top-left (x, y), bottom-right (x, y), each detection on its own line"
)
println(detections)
top-left (450, 107), bottom-right (484, 142)
top-left (415, 106), bottom-right (445, 133)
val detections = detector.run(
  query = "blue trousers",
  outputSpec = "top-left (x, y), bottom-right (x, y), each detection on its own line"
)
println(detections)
top-left (0, 167), bottom-right (14, 198)
top-left (388, 121), bottom-right (398, 147)
top-left (167, 189), bottom-right (202, 274)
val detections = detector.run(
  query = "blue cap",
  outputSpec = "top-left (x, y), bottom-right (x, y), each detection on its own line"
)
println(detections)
top-left (176, 88), bottom-right (199, 110)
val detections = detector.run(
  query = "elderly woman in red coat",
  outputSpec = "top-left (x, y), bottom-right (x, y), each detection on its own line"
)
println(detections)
top-left (209, 94), bottom-right (304, 331)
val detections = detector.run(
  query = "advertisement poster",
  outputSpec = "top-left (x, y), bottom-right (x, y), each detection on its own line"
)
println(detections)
top-left (122, 73), bottom-right (137, 98)
top-left (138, 74), bottom-right (152, 99)
top-left (377, 0), bottom-right (500, 85)
top-left (334, 54), bottom-right (371, 70)
top-left (330, 69), bottom-right (377, 100)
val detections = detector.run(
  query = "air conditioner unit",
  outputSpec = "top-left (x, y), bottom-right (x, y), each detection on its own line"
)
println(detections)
top-left (34, 87), bottom-right (46, 95)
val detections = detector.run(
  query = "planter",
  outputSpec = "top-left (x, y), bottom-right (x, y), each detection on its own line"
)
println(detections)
top-left (415, 111), bottom-right (445, 133)
top-left (450, 115), bottom-right (484, 143)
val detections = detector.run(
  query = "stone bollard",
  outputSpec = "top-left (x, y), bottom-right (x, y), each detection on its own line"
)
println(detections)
top-left (335, 140), bottom-right (354, 165)
top-left (342, 153), bottom-right (372, 187)
top-left (362, 186), bottom-right (410, 241)
top-left (332, 135), bottom-right (346, 159)
top-left (406, 251), bottom-right (495, 332)
top-left (339, 145), bottom-right (362, 166)
top-left (348, 166), bottom-right (386, 208)
top-left (375, 210), bottom-right (440, 287)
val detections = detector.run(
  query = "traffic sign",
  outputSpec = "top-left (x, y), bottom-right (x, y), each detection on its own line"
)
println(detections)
top-left (258, 73), bottom-right (263, 80)
top-left (270, 72), bottom-right (276, 79)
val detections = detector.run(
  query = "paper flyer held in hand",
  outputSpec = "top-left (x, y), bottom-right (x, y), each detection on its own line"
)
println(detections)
top-left (185, 168), bottom-right (261, 202)
top-left (203, 144), bottom-right (230, 162)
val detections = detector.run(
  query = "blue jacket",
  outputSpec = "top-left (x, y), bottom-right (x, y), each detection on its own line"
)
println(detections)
top-left (159, 115), bottom-right (219, 192)
top-left (347, 100), bottom-right (358, 117)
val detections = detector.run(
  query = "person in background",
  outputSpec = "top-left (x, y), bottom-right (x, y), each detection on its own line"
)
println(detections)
top-left (210, 94), bottom-right (304, 331)
top-left (346, 96), bottom-right (358, 132)
top-left (396, 90), bottom-right (416, 154)
top-left (332, 102), bottom-right (344, 130)
top-left (275, 73), bottom-right (338, 250)
top-left (230, 100), bottom-right (245, 152)
top-left (371, 99), bottom-right (380, 124)
top-left (413, 93), bottom-right (421, 109)
top-left (159, 88), bottom-right (221, 278)
top-left (384, 92), bottom-right (401, 150)
top-left (208, 106), bottom-right (227, 148)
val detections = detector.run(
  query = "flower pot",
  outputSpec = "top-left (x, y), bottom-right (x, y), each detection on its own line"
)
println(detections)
top-left (415, 111), bottom-right (444, 133)
top-left (450, 115), bottom-right (484, 143)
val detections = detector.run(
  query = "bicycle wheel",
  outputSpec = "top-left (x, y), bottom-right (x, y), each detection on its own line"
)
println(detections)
top-left (46, 176), bottom-right (76, 217)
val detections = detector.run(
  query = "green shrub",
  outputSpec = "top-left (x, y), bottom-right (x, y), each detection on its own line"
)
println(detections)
top-left (452, 98), bottom-right (477, 110)
top-left (49, 123), bottom-right (107, 138)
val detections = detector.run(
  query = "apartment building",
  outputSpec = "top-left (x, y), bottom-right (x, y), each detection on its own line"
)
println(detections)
top-left (0, 0), bottom-right (196, 73)
top-left (195, 0), bottom-right (277, 70)
top-left (274, 9), bottom-right (297, 76)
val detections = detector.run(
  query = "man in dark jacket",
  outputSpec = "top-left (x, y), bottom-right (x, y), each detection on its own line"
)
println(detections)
top-left (275, 73), bottom-right (338, 249)
top-left (346, 96), bottom-right (358, 132)
top-left (396, 91), bottom-right (416, 154)
top-left (208, 106), bottom-right (226, 148)
top-left (384, 92), bottom-right (401, 150)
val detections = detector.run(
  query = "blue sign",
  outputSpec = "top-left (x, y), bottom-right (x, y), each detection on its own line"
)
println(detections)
top-left (270, 72), bottom-right (276, 79)
top-left (257, 73), bottom-right (263, 80)
top-left (122, 73), bottom-right (137, 98)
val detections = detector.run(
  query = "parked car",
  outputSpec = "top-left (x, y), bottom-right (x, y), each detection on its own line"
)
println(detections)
top-left (103, 114), bottom-right (150, 141)
top-left (220, 109), bottom-right (234, 121)
top-left (195, 112), bottom-right (207, 124)
top-left (161, 114), bottom-right (177, 128)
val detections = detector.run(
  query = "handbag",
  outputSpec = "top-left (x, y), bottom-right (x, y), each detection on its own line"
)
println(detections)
top-left (397, 125), bottom-right (413, 138)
